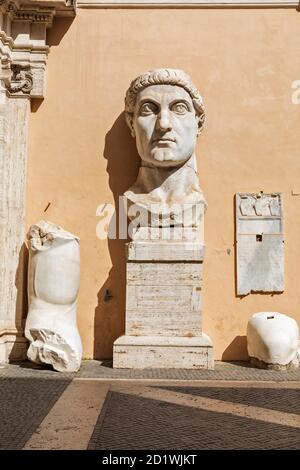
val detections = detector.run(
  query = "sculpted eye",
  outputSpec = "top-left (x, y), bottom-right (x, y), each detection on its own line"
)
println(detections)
top-left (171, 102), bottom-right (190, 114)
top-left (139, 102), bottom-right (158, 115)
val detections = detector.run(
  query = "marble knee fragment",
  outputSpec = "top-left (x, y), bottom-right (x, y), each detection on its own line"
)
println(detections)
top-left (25, 220), bottom-right (82, 372)
top-left (247, 312), bottom-right (299, 369)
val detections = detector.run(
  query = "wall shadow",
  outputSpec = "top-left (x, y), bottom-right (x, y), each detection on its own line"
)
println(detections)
top-left (9, 16), bottom-right (75, 357)
top-left (30, 99), bottom-right (43, 113)
top-left (9, 243), bottom-right (29, 361)
top-left (222, 335), bottom-right (249, 361)
top-left (15, 243), bottom-right (29, 327)
top-left (46, 17), bottom-right (74, 47)
top-left (30, 17), bottom-right (74, 114)
top-left (94, 112), bottom-right (140, 359)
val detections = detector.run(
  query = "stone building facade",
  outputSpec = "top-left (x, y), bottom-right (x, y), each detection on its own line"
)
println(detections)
top-left (1, 0), bottom-right (299, 362)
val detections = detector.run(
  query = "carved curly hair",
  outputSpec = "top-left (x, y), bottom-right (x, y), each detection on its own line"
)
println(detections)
top-left (125, 68), bottom-right (205, 135)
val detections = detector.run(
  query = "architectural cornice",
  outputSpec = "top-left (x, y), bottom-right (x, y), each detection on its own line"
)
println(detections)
top-left (24, 0), bottom-right (76, 17)
top-left (0, 1), bottom-right (75, 18)
top-left (0, 0), bottom-right (76, 98)
top-left (77, 0), bottom-right (299, 8)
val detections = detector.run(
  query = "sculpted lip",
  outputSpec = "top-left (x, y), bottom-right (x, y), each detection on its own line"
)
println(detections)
top-left (152, 138), bottom-right (176, 144)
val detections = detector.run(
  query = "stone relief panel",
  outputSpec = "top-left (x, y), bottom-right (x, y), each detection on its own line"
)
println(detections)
top-left (236, 192), bottom-right (284, 295)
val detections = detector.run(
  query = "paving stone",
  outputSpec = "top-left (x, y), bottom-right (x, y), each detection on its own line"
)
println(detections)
top-left (159, 387), bottom-right (300, 414)
top-left (2, 360), bottom-right (299, 381)
top-left (88, 391), bottom-right (300, 450)
top-left (1, 360), bottom-right (299, 450)
top-left (0, 377), bottom-right (70, 449)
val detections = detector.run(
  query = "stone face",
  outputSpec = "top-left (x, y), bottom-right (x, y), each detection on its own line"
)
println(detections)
top-left (236, 193), bottom-right (284, 295)
top-left (25, 221), bottom-right (82, 372)
top-left (124, 69), bottom-right (206, 233)
top-left (247, 312), bottom-right (299, 368)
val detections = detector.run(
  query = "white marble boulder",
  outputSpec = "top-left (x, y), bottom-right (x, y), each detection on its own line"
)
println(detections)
top-left (247, 312), bottom-right (299, 369)
top-left (25, 220), bottom-right (82, 372)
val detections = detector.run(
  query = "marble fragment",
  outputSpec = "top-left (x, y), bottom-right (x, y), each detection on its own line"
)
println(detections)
top-left (25, 220), bottom-right (82, 372)
top-left (247, 312), bottom-right (299, 369)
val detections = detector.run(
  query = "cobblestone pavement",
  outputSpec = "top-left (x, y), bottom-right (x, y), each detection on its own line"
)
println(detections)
top-left (159, 386), bottom-right (300, 414)
top-left (0, 377), bottom-right (70, 449)
top-left (1, 359), bottom-right (300, 381)
top-left (0, 361), bottom-right (299, 450)
top-left (88, 386), bottom-right (300, 450)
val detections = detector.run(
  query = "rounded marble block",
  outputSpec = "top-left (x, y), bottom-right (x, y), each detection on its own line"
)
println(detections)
top-left (247, 312), bottom-right (299, 368)
top-left (25, 220), bottom-right (82, 372)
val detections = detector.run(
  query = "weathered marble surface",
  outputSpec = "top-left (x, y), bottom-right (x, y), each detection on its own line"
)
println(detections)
top-left (131, 226), bottom-right (203, 242)
top-left (124, 68), bottom-right (206, 236)
top-left (113, 69), bottom-right (213, 369)
top-left (114, 239), bottom-right (213, 369)
top-left (25, 221), bottom-right (82, 372)
top-left (0, 87), bottom-right (30, 362)
top-left (127, 240), bottom-right (205, 261)
top-left (0, 0), bottom-right (75, 362)
top-left (126, 261), bottom-right (203, 337)
top-left (236, 193), bottom-right (284, 295)
top-left (247, 312), bottom-right (299, 369)
top-left (114, 334), bottom-right (213, 369)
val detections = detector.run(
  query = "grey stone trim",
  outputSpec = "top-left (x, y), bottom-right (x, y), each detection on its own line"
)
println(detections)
top-left (77, 0), bottom-right (299, 9)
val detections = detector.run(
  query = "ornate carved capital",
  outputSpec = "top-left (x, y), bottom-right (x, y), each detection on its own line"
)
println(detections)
top-left (8, 7), bottom-right (56, 28)
top-left (7, 64), bottom-right (33, 94)
top-left (0, 0), bottom-right (75, 98)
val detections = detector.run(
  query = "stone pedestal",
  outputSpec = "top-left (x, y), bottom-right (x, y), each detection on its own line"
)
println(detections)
top-left (113, 240), bottom-right (214, 369)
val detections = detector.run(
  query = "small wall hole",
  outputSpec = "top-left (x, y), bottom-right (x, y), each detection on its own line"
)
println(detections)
top-left (256, 234), bottom-right (263, 242)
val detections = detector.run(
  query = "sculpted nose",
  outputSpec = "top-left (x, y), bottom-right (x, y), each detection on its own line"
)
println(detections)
top-left (156, 110), bottom-right (172, 131)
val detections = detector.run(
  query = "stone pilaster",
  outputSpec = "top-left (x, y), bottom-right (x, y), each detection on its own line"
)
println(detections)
top-left (0, 85), bottom-right (30, 361)
top-left (0, 0), bottom-right (75, 362)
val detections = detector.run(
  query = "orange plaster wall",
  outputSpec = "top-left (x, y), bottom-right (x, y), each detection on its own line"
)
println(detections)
top-left (27, 8), bottom-right (300, 360)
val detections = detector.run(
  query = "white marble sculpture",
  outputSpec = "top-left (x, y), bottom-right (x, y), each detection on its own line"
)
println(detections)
top-left (25, 220), bottom-right (82, 372)
top-left (247, 312), bottom-right (299, 369)
top-left (113, 68), bottom-right (213, 369)
top-left (124, 68), bottom-right (206, 235)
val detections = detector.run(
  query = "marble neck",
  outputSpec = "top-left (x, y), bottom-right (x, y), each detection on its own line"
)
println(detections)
top-left (125, 153), bottom-right (205, 208)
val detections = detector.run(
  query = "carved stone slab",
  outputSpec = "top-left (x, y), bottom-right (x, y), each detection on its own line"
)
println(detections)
top-left (113, 334), bottom-right (213, 369)
top-left (126, 263), bottom-right (203, 336)
top-left (127, 241), bottom-right (205, 261)
top-left (236, 193), bottom-right (284, 295)
top-left (113, 240), bottom-right (214, 369)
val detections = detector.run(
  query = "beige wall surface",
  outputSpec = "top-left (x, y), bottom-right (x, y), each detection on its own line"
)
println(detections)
top-left (27, 8), bottom-right (300, 360)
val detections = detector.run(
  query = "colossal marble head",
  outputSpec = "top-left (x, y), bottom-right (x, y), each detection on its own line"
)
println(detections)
top-left (125, 68), bottom-right (205, 168)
